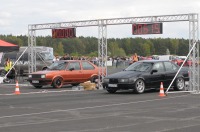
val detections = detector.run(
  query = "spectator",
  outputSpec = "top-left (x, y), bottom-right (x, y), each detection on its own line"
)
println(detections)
top-left (53, 54), bottom-right (59, 62)
top-left (4, 58), bottom-right (15, 83)
top-left (60, 54), bottom-right (71, 60)
top-left (4, 58), bottom-right (12, 72)
top-left (132, 53), bottom-right (138, 62)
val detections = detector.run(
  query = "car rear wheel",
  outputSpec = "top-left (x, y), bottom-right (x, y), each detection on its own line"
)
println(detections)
top-left (134, 79), bottom-right (145, 94)
top-left (174, 77), bottom-right (185, 91)
top-left (52, 77), bottom-right (63, 88)
top-left (90, 75), bottom-right (98, 83)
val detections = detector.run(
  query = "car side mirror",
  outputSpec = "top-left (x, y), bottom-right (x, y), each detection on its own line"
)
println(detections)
top-left (151, 69), bottom-right (158, 74)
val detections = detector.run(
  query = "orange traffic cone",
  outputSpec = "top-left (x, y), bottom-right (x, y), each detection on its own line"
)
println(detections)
top-left (159, 82), bottom-right (166, 97)
top-left (14, 80), bottom-right (20, 95)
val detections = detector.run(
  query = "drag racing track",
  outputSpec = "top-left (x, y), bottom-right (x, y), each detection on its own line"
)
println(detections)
top-left (1, 84), bottom-right (200, 132)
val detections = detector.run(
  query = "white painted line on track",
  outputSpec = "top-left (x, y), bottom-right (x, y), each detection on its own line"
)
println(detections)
top-left (0, 83), bottom-right (30, 85)
top-left (0, 94), bottom-right (190, 119)
top-left (166, 90), bottom-right (193, 94)
top-left (0, 89), bottom-right (85, 96)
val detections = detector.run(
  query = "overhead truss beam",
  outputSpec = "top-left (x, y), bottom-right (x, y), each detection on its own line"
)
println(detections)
top-left (29, 14), bottom-right (195, 30)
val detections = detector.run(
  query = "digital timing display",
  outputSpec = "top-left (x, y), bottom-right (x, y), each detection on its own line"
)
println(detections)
top-left (132, 23), bottom-right (163, 35)
top-left (52, 28), bottom-right (76, 38)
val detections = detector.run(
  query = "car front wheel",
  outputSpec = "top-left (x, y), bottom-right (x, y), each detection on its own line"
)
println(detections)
top-left (52, 77), bottom-right (63, 88)
top-left (106, 88), bottom-right (117, 94)
top-left (174, 77), bottom-right (185, 91)
top-left (134, 79), bottom-right (145, 94)
top-left (33, 85), bottom-right (43, 88)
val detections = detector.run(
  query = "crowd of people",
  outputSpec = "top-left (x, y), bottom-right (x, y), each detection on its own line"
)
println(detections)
top-left (52, 53), bottom-right (142, 68)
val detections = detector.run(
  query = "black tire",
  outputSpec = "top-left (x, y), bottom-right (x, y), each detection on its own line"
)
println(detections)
top-left (174, 77), bottom-right (185, 91)
top-left (107, 89), bottom-right (117, 94)
top-left (33, 85), bottom-right (43, 88)
top-left (52, 77), bottom-right (63, 88)
top-left (90, 76), bottom-right (98, 83)
top-left (134, 79), bottom-right (145, 94)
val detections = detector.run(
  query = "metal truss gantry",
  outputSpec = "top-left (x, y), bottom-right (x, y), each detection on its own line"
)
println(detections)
top-left (28, 13), bottom-right (199, 91)
top-left (189, 14), bottom-right (199, 93)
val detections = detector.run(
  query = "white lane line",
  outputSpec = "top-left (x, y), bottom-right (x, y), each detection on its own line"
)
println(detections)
top-left (0, 94), bottom-right (189, 119)
top-left (0, 89), bottom-right (84, 96)
top-left (0, 84), bottom-right (31, 86)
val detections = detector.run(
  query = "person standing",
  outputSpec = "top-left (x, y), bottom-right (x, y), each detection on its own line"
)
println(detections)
top-left (132, 53), bottom-right (138, 62)
top-left (4, 58), bottom-right (12, 72)
top-left (60, 54), bottom-right (71, 60)
top-left (4, 58), bottom-right (14, 83)
top-left (53, 55), bottom-right (59, 62)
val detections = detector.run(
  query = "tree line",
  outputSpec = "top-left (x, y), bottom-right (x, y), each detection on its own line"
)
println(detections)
top-left (0, 35), bottom-right (190, 57)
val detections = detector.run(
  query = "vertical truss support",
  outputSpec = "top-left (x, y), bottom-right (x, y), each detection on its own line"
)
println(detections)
top-left (28, 26), bottom-right (37, 73)
top-left (98, 21), bottom-right (107, 89)
top-left (189, 14), bottom-right (199, 93)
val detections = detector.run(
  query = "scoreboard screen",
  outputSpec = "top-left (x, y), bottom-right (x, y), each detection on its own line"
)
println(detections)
top-left (132, 23), bottom-right (163, 35)
top-left (52, 28), bottom-right (76, 38)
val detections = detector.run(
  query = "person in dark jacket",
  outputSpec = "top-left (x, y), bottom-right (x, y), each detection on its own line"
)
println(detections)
top-left (60, 54), bottom-right (71, 60)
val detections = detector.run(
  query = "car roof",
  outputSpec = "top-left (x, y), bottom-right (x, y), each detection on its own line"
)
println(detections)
top-left (58, 60), bottom-right (88, 62)
top-left (139, 60), bottom-right (171, 63)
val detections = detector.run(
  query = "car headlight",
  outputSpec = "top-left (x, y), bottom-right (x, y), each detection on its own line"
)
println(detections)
top-left (28, 75), bottom-right (32, 78)
top-left (103, 78), bottom-right (109, 83)
top-left (41, 75), bottom-right (46, 78)
top-left (118, 78), bottom-right (129, 83)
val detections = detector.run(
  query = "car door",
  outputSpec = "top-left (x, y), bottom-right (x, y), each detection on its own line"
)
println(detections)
top-left (64, 62), bottom-right (83, 83)
top-left (148, 62), bottom-right (166, 88)
top-left (81, 61), bottom-right (97, 81)
top-left (163, 61), bottom-right (179, 86)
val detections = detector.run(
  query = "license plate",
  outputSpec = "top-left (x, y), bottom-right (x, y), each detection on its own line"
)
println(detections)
top-left (108, 84), bottom-right (117, 87)
top-left (185, 81), bottom-right (189, 85)
top-left (32, 80), bottom-right (39, 83)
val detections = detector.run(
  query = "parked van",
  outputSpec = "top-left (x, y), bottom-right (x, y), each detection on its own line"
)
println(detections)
top-left (0, 50), bottom-right (54, 76)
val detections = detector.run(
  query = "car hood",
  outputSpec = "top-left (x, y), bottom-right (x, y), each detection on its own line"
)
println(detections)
top-left (106, 70), bottom-right (142, 79)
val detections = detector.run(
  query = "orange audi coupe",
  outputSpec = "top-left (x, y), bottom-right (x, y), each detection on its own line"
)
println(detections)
top-left (27, 60), bottom-right (104, 88)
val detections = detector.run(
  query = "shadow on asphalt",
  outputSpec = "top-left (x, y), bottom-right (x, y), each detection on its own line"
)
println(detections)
top-left (103, 89), bottom-right (160, 95)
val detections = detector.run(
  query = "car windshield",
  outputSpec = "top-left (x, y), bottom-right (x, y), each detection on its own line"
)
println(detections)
top-left (125, 62), bottom-right (152, 72)
top-left (40, 52), bottom-right (54, 61)
top-left (48, 61), bottom-right (68, 70)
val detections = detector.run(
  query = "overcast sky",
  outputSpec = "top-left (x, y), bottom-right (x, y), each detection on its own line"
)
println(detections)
top-left (0, 0), bottom-right (199, 38)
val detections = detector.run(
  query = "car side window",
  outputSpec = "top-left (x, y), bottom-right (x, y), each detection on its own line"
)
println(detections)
top-left (82, 61), bottom-right (95, 70)
top-left (67, 62), bottom-right (81, 70)
top-left (164, 62), bottom-right (178, 71)
top-left (152, 62), bottom-right (165, 72)
top-left (56, 63), bottom-right (66, 70)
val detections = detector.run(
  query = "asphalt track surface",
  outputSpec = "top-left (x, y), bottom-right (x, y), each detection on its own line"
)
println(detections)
top-left (0, 83), bottom-right (200, 132)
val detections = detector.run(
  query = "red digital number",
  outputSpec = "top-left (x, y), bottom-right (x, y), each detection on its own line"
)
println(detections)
top-left (138, 24), bottom-right (143, 34)
top-left (132, 24), bottom-right (149, 35)
top-left (143, 24), bottom-right (148, 34)
top-left (132, 24), bottom-right (138, 34)
top-left (152, 23), bottom-right (160, 34)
